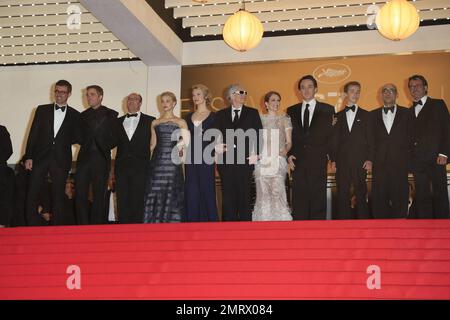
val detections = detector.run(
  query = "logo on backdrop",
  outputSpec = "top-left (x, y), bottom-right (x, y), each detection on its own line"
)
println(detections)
top-left (313, 63), bottom-right (352, 85)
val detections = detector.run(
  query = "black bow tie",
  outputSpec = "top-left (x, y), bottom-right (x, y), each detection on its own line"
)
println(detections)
top-left (345, 105), bottom-right (356, 112)
top-left (413, 100), bottom-right (423, 108)
top-left (383, 106), bottom-right (395, 114)
top-left (126, 113), bottom-right (138, 118)
top-left (55, 105), bottom-right (66, 112)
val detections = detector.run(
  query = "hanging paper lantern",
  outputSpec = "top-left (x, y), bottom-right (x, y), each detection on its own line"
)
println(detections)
top-left (223, 9), bottom-right (264, 52)
top-left (376, 0), bottom-right (420, 41)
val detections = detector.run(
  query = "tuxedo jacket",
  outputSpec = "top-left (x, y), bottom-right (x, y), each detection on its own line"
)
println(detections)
top-left (77, 106), bottom-right (118, 164)
top-left (330, 107), bottom-right (373, 168)
top-left (410, 97), bottom-right (450, 167)
top-left (213, 105), bottom-right (263, 169)
top-left (0, 125), bottom-right (13, 167)
top-left (287, 101), bottom-right (335, 169)
top-left (115, 113), bottom-right (155, 169)
top-left (370, 106), bottom-right (411, 171)
top-left (24, 104), bottom-right (80, 170)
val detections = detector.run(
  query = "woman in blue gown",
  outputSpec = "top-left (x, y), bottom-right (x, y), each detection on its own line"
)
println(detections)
top-left (143, 92), bottom-right (189, 223)
top-left (185, 84), bottom-right (218, 222)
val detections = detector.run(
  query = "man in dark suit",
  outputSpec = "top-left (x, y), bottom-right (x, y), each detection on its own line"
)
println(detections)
top-left (76, 85), bottom-right (118, 225)
top-left (330, 81), bottom-right (372, 219)
top-left (370, 83), bottom-right (411, 219)
top-left (214, 84), bottom-right (262, 221)
top-left (408, 75), bottom-right (450, 219)
top-left (287, 75), bottom-right (335, 220)
top-left (0, 125), bottom-right (13, 227)
top-left (12, 156), bottom-right (28, 227)
top-left (115, 93), bottom-right (155, 224)
top-left (24, 80), bottom-right (80, 226)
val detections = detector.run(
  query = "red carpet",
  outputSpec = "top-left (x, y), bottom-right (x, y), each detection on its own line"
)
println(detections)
top-left (1, 220), bottom-right (450, 299)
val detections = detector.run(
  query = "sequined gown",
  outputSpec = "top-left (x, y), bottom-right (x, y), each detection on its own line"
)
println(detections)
top-left (143, 122), bottom-right (184, 223)
top-left (252, 114), bottom-right (293, 221)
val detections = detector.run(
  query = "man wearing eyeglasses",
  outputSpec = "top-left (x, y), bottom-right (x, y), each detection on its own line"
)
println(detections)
top-left (408, 75), bottom-right (450, 219)
top-left (370, 83), bottom-right (411, 219)
top-left (214, 84), bottom-right (262, 221)
top-left (24, 80), bottom-right (80, 226)
top-left (287, 75), bottom-right (335, 220)
top-left (114, 93), bottom-right (155, 224)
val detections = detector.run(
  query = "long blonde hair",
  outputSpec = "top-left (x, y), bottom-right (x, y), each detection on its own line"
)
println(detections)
top-left (192, 84), bottom-right (212, 109)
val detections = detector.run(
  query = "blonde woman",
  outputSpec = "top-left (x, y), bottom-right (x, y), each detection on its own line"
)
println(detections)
top-left (185, 84), bottom-right (218, 222)
top-left (143, 92), bottom-right (189, 223)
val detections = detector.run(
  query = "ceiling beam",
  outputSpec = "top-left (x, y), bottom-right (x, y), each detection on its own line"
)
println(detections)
top-left (172, 0), bottom-right (390, 18)
top-left (189, 9), bottom-right (450, 36)
top-left (182, 1), bottom-right (450, 28)
top-left (183, 24), bottom-right (450, 65)
top-left (80, 0), bottom-right (183, 66)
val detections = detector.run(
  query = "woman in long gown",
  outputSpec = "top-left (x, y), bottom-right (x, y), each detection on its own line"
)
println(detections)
top-left (252, 91), bottom-right (293, 221)
top-left (143, 92), bottom-right (189, 223)
top-left (185, 84), bottom-right (218, 222)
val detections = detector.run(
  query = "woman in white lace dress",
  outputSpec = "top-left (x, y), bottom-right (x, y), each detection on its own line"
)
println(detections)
top-left (252, 91), bottom-right (293, 221)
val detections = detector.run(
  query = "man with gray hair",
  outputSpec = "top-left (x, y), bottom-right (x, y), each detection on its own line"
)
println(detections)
top-left (213, 84), bottom-right (262, 221)
top-left (370, 83), bottom-right (411, 218)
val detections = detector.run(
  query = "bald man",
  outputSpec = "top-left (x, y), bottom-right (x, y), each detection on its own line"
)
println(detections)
top-left (114, 93), bottom-right (155, 223)
top-left (370, 84), bottom-right (411, 218)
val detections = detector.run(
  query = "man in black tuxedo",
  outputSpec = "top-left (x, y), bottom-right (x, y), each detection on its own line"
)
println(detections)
top-left (370, 84), bottom-right (411, 218)
top-left (408, 75), bottom-right (450, 219)
top-left (330, 81), bottom-right (372, 219)
top-left (0, 125), bottom-right (13, 227)
top-left (115, 93), bottom-right (155, 224)
top-left (76, 85), bottom-right (118, 225)
top-left (287, 75), bottom-right (335, 220)
top-left (24, 80), bottom-right (80, 226)
top-left (214, 84), bottom-right (262, 221)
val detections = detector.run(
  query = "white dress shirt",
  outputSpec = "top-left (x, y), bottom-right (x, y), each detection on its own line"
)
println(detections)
top-left (345, 104), bottom-right (358, 132)
top-left (301, 99), bottom-right (316, 127)
top-left (382, 105), bottom-right (397, 134)
top-left (123, 111), bottom-right (141, 141)
top-left (53, 103), bottom-right (67, 138)
top-left (414, 95), bottom-right (428, 118)
top-left (231, 106), bottom-right (242, 122)
top-left (108, 190), bottom-right (117, 222)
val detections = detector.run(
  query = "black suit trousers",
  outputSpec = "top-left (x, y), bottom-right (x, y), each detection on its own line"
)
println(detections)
top-left (412, 164), bottom-right (449, 219)
top-left (335, 166), bottom-right (369, 219)
top-left (371, 166), bottom-right (409, 219)
top-left (0, 166), bottom-right (15, 226)
top-left (75, 152), bottom-right (110, 225)
top-left (25, 158), bottom-right (69, 226)
top-left (219, 165), bottom-right (253, 221)
top-left (291, 165), bottom-right (327, 220)
top-left (115, 160), bottom-right (148, 224)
